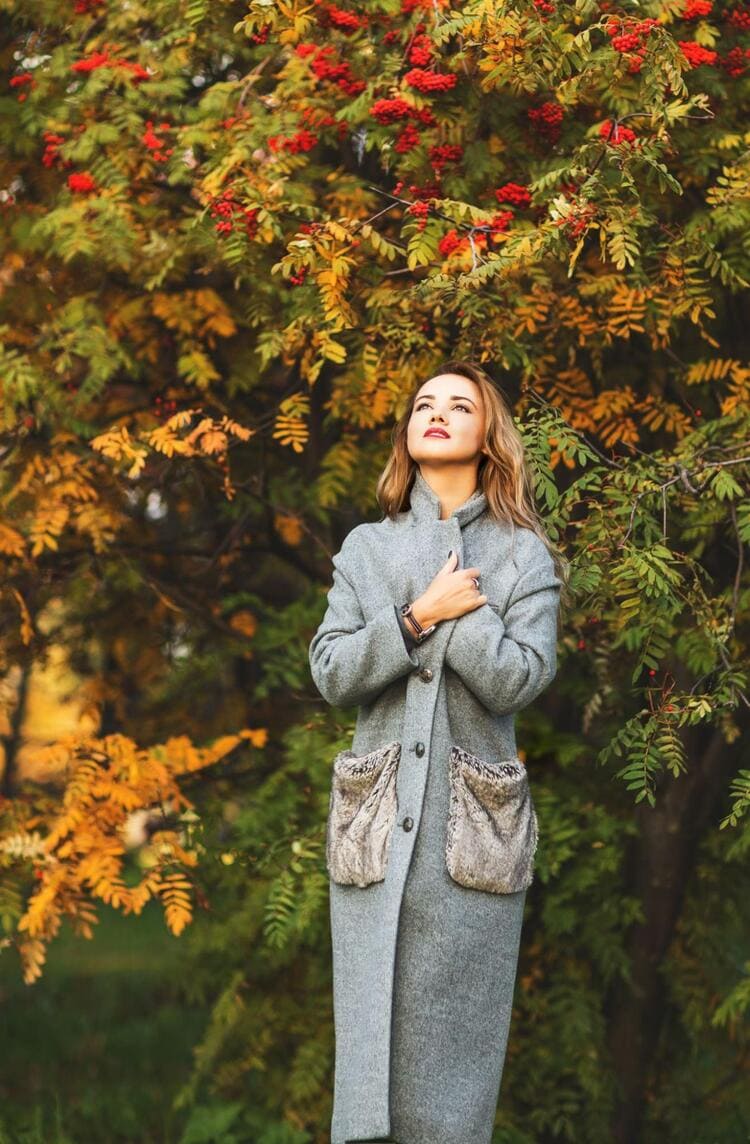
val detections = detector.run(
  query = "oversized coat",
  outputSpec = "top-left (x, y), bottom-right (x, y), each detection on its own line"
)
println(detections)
top-left (308, 467), bottom-right (562, 1144)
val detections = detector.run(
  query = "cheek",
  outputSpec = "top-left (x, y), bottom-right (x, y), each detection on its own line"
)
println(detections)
top-left (457, 419), bottom-right (481, 442)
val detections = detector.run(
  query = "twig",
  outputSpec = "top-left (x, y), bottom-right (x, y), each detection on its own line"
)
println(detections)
top-left (728, 501), bottom-right (744, 637)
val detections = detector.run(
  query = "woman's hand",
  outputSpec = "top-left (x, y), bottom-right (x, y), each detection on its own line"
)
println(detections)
top-left (411, 551), bottom-right (487, 628)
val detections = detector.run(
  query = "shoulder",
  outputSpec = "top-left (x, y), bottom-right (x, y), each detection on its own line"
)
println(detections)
top-left (512, 524), bottom-right (552, 559)
top-left (336, 522), bottom-right (376, 553)
top-left (333, 522), bottom-right (377, 571)
top-left (508, 524), bottom-right (559, 580)
top-left (334, 519), bottom-right (403, 582)
top-left (338, 516), bottom-right (399, 552)
top-left (479, 514), bottom-right (553, 567)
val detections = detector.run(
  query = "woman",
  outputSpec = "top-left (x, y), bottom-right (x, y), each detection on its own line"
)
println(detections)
top-left (309, 359), bottom-right (565, 1144)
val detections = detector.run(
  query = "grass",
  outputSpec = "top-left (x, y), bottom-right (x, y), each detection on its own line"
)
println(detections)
top-left (0, 901), bottom-right (209, 1144)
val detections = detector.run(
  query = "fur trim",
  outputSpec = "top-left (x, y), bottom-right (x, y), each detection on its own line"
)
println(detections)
top-left (326, 741), bottom-right (401, 888)
top-left (445, 745), bottom-right (538, 894)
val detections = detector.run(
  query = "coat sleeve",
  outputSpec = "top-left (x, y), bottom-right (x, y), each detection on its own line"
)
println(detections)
top-left (308, 528), bottom-right (421, 708)
top-left (443, 532), bottom-right (562, 717)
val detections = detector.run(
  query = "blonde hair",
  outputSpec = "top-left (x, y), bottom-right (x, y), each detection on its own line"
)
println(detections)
top-left (375, 358), bottom-right (570, 597)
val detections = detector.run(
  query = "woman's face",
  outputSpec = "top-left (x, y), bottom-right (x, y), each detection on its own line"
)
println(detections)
top-left (407, 373), bottom-right (486, 467)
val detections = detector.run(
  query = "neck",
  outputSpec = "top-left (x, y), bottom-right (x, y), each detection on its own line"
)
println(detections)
top-left (417, 466), bottom-right (480, 520)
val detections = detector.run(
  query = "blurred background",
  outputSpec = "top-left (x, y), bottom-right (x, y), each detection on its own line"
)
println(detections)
top-left (1, 0), bottom-right (749, 1141)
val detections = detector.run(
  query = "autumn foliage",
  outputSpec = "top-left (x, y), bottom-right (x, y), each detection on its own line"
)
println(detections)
top-left (1, 0), bottom-right (749, 1137)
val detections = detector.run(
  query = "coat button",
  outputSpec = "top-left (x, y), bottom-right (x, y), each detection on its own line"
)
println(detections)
top-left (402, 816), bottom-right (414, 831)
top-left (418, 667), bottom-right (433, 682)
top-left (415, 742), bottom-right (425, 757)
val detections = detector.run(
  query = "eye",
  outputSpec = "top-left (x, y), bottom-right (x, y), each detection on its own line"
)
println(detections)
top-left (415, 402), bottom-right (472, 413)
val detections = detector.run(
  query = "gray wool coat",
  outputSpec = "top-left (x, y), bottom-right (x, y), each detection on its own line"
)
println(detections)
top-left (308, 467), bottom-right (562, 1144)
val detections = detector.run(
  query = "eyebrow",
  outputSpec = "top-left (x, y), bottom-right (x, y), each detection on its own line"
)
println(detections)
top-left (415, 394), bottom-right (477, 407)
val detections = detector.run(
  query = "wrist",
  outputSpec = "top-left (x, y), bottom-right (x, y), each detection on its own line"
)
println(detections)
top-left (411, 597), bottom-right (439, 631)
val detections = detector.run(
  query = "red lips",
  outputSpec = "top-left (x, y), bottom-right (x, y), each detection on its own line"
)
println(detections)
top-left (424, 429), bottom-right (450, 438)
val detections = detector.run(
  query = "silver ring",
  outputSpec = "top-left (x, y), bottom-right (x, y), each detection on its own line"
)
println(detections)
top-left (471, 577), bottom-right (479, 590)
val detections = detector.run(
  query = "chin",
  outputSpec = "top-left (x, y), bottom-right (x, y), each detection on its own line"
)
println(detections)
top-left (414, 448), bottom-right (467, 463)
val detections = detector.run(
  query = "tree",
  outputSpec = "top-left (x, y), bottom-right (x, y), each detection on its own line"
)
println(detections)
top-left (1, 0), bottom-right (749, 1139)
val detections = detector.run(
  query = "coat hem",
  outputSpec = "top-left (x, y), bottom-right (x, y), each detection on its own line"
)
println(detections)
top-left (332, 1121), bottom-right (392, 1144)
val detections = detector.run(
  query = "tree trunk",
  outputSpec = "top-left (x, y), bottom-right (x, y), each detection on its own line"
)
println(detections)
top-left (0, 660), bottom-right (32, 798)
top-left (605, 716), bottom-right (748, 1142)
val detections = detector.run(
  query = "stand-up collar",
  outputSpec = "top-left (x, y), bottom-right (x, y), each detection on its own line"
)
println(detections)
top-left (408, 467), bottom-right (488, 528)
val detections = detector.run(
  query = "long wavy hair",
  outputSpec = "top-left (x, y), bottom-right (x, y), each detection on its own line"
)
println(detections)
top-left (375, 358), bottom-right (570, 596)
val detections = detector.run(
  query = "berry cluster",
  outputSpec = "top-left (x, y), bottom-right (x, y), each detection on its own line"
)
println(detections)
top-left (71, 48), bottom-right (150, 83)
top-left (42, 132), bottom-right (69, 169)
top-left (605, 15), bottom-right (659, 49)
top-left (438, 229), bottom-right (464, 256)
top-left (605, 15), bottom-right (659, 72)
top-left (289, 266), bottom-right (308, 286)
top-left (268, 129), bottom-right (319, 154)
top-left (328, 4), bottom-right (364, 31)
top-left (438, 210), bottom-right (514, 258)
top-left (371, 98), bottom-right (411, 124)
top-left (297, 43), bottom-right (366, 96)
top-left (599, 119), bottom-right (638, 145)
top-left (494, 182), bottom-right (531, 207)
top-left (67, 172), bottom-right (98, 193)
top-left (729, 7), bottom-right (750, 29)
top-left (533, 0), bottom-right (556, 16)
top-left (207, 187), bottom-right (260, 237)
top-left (71, 49), bottom-right (110, 73)
top-left (310, 0), bottom-right (365, 31)
top-left (568, 211), bottom-right (596, 240)
top-left (370, 98), bottom-right (436, 126)
top-left (682, 0), bottom-right (712, 18)
top-left (404, 66), bottom-right (457, 92)
top-left (406, 199), bottom-right (431, 232)
top-left (720, 45), bottom-right (750, 75)
top-left (429, 143), bottom-right (463, 173)
top-left (73, 0), bottom-right (105, 13)
top-left (553, 199), bottom-right (597, 240)
top-left (142, 120), bottom-right (173, 163)
top-left (527, 101), bottom-right (564, 143)
top-left (393, 180), bottom-right (442, 199)
top-left (395, 123), bottom-right (422, 153)
top-left (678, 39), bottom-right (718, 65)
top-left (10, 73), bottom-right (34, 101)
top-left (408, 28), bottom-right (435, 66)
top-left (251, 24), bottom-right (270, 44)
top-left (484, 210), bottom-right (513, 237)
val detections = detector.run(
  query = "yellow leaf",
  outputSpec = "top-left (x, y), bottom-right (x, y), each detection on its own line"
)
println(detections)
top-left (148, 425), bottom-right (192, 457)
top-left (228, 610), bottom-right (257, 638)
top-left (197, 429), bottom-right (228, 455)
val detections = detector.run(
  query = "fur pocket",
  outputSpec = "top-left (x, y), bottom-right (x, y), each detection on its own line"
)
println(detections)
top-left (445, 745), bottom-right (538, 894)
top-left (326, 741), bottom-right (401, 888)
